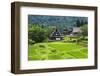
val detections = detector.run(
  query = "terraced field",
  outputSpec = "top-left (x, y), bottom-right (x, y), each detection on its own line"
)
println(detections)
top-left (28, 41), bottom-right (88, 60)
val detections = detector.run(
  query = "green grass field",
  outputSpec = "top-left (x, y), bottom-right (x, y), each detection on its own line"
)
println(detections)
top-left (28, 41), bottom-right (88, 60)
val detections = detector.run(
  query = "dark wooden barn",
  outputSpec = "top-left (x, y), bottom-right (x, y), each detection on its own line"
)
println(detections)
top-left (49, 29), bottom-right (63, 41)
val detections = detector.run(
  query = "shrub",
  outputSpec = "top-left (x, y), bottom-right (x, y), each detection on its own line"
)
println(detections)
top-left (39, 44), bottom-right (45, 48)
top-left (51, 49), bottom-right (57, 53)
top-left (28, 39), bottom-right (35, 44)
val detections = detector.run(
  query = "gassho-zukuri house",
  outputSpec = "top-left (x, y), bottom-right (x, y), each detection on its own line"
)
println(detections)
top-left (49, 28), bottom-right (63, 41)
top-left (49, 27), bottom-right (81, 41)
top-left (70, 27), bottom-right (82, 36)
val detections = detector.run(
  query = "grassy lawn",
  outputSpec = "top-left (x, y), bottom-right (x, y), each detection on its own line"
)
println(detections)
top-left (28, 41), bottom-right (88, 60)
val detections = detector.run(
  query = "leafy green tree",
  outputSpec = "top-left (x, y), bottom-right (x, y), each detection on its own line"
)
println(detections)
top-left (28, 24), bottom-right (47, 43)
top-left (46, 26), bottom-right (56, 37)
top-left (63, 27), bottom-right (68, 35)
top-left (80, 25), bottom-right (88, 37)
top-left (76, 19), bottom-right (81, 27)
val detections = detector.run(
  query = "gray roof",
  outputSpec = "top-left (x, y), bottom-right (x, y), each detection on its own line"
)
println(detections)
top-left (72, 27), bottom-right (81, 33)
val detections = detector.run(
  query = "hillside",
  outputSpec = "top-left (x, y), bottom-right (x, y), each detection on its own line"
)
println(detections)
top-left (28, 15), bottom-right (88, 28)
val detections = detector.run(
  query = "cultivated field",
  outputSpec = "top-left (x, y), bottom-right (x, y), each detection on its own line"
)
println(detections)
top-left (28, 41), bottom-right (88, 60)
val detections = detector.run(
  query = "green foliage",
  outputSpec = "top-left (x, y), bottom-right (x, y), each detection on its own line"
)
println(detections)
top-left (28, 42), bottom-right (88, 60)
top-left (39, 44), bottom-right (45, 48)
top-left (80, 25), bottom-right (88, 36)
top-left (76, 19), bottom-right (87, 27)
top-left (76, 19), bottom-right (81, 27)
top-left (28, 39), bottom-right (35, 44)
top-left (28, 24), bottom-right (47, 43)
top-left (44, 26), bottom-right (55, 37)
top-left (63, 27), bottom-right (69, 35)
top-left (29, 15), bottom-right (88, 30)
top-left (28, 24), bottom-right (55, 44)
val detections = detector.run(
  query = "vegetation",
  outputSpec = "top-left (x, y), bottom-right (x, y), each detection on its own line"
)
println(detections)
top-left (28, 41), bottom-right (87, 60)
top-left (80, 25), bottom-right (88, 37)
top-left (28, 36), bottom-right (88, 60)
top-left (28, 15), bottom-right (88, 60)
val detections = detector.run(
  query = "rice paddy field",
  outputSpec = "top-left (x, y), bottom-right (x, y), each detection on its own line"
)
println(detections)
top-left (28, 41), bottom-right (88, 60)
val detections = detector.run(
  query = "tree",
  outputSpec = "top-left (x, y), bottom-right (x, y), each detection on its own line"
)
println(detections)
top-left (80, 25), bottom-right (88, 37)
top-left (63, 27), bottom-right (68, 35)
top-left (76, 19), bottom-right (81, 27)
top-left (45, 26), bottom-right (55, 37)
top-left (76, 19), bottom-right (88, 27)
top-left (28, 24), bottom-right (47, 43)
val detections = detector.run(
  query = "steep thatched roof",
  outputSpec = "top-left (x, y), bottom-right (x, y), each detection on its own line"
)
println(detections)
top-left (72, 27), bottom-right (81, 33)
top-left (50, 29), bottom-right (62, 37)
